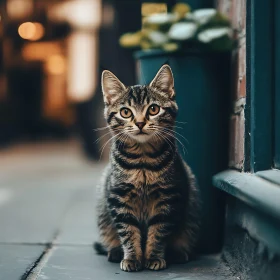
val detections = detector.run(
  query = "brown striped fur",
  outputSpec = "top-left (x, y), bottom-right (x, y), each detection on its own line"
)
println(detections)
top-left (95, 65), bottom-right (200, 272)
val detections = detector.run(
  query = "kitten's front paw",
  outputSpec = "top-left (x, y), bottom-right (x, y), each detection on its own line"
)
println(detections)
top-left (145, 258), bottom-right (166, 270)
top-left (120, 259), bottom-right (142, 272)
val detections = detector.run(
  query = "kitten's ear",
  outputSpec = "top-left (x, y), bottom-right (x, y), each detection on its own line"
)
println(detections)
top-left (149, 64), bottom-right (175, 99)
top-left (101, 70), bottom-right (127, 105)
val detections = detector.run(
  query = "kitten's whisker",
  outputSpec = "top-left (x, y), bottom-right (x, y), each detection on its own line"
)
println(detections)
top-left (99, 134), bottom-right (123, 160)
top-left (161, 129), bottom-right (185, 148)
top-left (155, 131), bottom-right (176, 153)
top-left (117, 133), bottom-right (128, 150)
top-left (118, 133), bottom-right (129, 151)
top-left (117, 134), bottom-right (123, 150)
top-left (99, 131), bottom-right (124, 160)
top-left (92, 126), bottom-right (110, 132)
top-left (159, 130), bottom-right (187, 155)
top-left (121, 134), bottom-right (129, 150)
top-left (114, 134), bottom-right (124, 152)
top-left (152, 125), bottom-right (189, 144)
top-left (94, 128), bottom-right (122, 144)
top-left (162, 127), bottom-right (189, 144)
top-left (94, 130), bottom-right (113, 144)
top-left (155, 125), bottom-right (183, 130)
top-left (160, 134), bottom-right (176, 153)
top-left (153, 132), bottom-right (165, 150)
top-left (95, 127), bottom-right (122, 143)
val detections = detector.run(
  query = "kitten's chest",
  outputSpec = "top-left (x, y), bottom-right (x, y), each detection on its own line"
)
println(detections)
top-left (125, 168), bottom-right (158, 188)
top-left (125, 170), bottom-right (159, 220)
top-left (130, 184), bottom-right (155, 221)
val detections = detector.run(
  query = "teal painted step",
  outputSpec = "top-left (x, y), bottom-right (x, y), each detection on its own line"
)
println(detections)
top-left (213, 169), bottom-right (280, 279)
top-left (135, 50), bottom-right (231, 253)
top-left (213, 169), bottom-right (280, 255)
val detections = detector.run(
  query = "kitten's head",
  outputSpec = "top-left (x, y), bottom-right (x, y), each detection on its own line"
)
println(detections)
top-left (101, 64), bottom-right (178, 143)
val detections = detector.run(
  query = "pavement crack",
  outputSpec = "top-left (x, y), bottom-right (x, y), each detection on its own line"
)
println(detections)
top-left (20, 243), bottom-right (53, 280)
top-left (20, 230), bottom-right (60, 280)
top-left (19, 188), bottom-right (80, 280)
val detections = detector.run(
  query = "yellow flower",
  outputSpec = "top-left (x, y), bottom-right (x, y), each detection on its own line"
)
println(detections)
top-left (172, 3), bottom-right (191, 18)
top-left (140, 40), bottom-right (153, 50)
top-left (119, 31), bottom-right (142, 48)
top-left (163, 42), bottom-right (179, 52)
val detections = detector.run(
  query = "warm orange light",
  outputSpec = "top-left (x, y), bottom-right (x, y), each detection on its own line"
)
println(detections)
top-left (22, 42), bottom-right (61, 61)
top-left (18, 22), bottom-right (35, 39)
top-left (7, 0), bottom-right (33, 19)
top-left (31, 23), bottom-right (45, 40)
top-left (46, 55), bottom-right (66, 75)
top-left (18, 22), bottom-right (45, 41)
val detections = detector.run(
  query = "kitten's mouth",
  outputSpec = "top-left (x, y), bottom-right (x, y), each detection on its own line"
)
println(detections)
top-left (131, 130), bottom-right (151, 143)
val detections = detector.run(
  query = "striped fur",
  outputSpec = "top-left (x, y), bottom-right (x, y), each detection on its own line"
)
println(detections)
top-left (95, 65), bottom-right (200, 272)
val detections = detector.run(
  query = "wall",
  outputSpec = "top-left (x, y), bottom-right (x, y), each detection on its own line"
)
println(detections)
top-left (216, 0), bottom-right (246, 170)
top-left (222, 198), bottom-right (280, 280)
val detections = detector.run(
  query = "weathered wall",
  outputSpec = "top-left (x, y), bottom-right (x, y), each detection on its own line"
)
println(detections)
top-left (216, 0), bottom-right (246, 170)
top-left (223, 198), bottom-right (280, 280)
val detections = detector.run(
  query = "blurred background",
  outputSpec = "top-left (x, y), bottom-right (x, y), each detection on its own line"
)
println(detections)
top-left (1, 1), bottom-right (279, 279)
top-left (0, 0), bottom-right (144, 159)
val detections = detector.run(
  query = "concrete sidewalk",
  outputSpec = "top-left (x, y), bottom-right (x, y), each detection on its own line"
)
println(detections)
top-left (0, 140), bottom-right (236, 280)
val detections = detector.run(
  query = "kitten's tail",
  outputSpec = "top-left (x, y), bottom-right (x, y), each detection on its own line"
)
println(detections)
top-left (93, 242), bottom-right (107, 255)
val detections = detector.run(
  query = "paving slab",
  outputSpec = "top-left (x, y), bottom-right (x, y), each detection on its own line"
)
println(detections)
top-left (54, 185), bottom-right (99, 246)
top-left (37, 246), bottom-right (234, 280)
top-left (0, 244), bottom-right (44, 280)
top-left (0, 184), bottom-right (80, 244)
top-left (0, 140), bottom-right (104, 244)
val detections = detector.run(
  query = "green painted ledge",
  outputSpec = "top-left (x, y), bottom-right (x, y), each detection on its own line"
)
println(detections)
top-left (212, 170), bottom-right (280, 222)
top-left (256, 169), bottom-right (280, 186)
top-left (213, 169), bottom-right (280, 255)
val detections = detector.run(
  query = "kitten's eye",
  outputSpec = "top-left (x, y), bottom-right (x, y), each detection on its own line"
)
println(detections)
top-left (148, 104), bottom-right (160, 116)
top-left (120, 108), bottom-right (132, 118)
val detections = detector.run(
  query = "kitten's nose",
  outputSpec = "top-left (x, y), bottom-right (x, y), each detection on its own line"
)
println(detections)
top-left (135, 122), bottom-right (146, 130)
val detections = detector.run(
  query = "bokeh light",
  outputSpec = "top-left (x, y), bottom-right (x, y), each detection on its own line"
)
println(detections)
top-left (22, 42), bottom-right (61, 61)
top-left (18, 22), bottom-right (45, 41)
top-left (46, 55), bottom-right (66, 75)
top-left (7, 0), bottom-right (33, 19)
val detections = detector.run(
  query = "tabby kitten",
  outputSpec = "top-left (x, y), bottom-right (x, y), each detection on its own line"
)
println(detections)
top-left (94, 65), bottom-right (200, 272)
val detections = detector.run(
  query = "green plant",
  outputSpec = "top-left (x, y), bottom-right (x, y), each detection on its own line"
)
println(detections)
top-left (119, 3), bottom-right (234, 52)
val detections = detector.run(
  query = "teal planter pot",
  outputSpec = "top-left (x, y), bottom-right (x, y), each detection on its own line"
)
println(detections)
top-left (135, 50), bottom-right (231, 254)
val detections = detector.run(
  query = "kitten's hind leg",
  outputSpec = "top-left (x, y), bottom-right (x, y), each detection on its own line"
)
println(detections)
top-left (165, 247), bottom-right (189, 264)
top-left (94, 242), bottom-right (123, 262)
top-left (108, 246), bottom-right (123, 263)
top-left (166, 228), bottom-right (195, 264)
top-left (93, 242), bottom-right (107, 255)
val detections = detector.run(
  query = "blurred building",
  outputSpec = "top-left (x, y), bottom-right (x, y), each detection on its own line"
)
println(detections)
top-left (1, 0), bottom-right (73, 145)
top-left (0, 0), bottom-right (143, 159)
